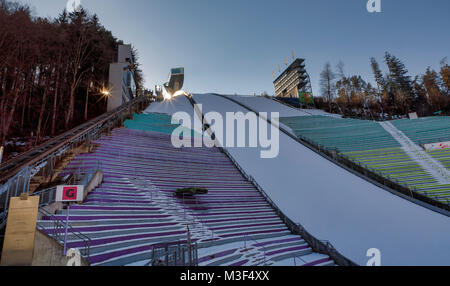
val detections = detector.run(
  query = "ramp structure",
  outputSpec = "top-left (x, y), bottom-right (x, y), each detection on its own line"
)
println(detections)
top-left (156, 68), bottom-right (185, 99)
top-left (192, 93), bottom-right (450, 266)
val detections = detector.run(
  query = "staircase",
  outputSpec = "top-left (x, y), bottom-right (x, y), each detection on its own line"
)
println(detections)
top-left (36, 128), bottom-right (335, 266)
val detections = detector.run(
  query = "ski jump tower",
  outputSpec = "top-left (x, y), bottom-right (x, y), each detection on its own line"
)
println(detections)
top-left (107, 45), bottom-right (137, 111)
top-left (155, 68), bottom-right (185, 100)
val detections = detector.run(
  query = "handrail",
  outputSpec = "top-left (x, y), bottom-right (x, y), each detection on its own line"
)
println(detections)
top-left (184, 94), bottom-right (357, 266)
top-left (0, 97), bottom-right (149, 230)
top-left (150, 241), bottom-right (198, 266)
top-left (221, 146), bottom-right (357, 266)
top-left (0, 96), bottom-right (149, 184)
top-left (36, 208), bottom-right (91, 259)
top-left (1, 163), bottom-right (101, 229)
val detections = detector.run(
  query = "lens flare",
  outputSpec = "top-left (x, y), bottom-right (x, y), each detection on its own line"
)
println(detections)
top-left (172, 90), bottom-right (187, 98)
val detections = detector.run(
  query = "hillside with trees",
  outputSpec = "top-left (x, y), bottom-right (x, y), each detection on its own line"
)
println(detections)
top-left (317, 53), bottom-right (449, 119)
top-left (0, 0), bottom-right (143, 161)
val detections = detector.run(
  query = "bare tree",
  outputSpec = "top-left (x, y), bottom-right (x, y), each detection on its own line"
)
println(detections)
top-left (320, 62), bottom-right (335, 113)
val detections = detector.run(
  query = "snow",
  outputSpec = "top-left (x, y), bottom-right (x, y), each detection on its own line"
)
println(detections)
top-left (145, 95), bottom-right (193, 116)
top-left (191, 93), bottom-right (450, 266)
top-left (144, 96), bottom-right (205, 136)
top-left (380, 121), bottom-right (450, 184)
top-left (222, 95), bottom-right (341, 118)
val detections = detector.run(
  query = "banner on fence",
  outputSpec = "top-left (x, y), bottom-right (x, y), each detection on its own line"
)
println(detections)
top-left (56, 185), bottom-right (84, 202)
top-left (423, 141), bottom-right (450, 151)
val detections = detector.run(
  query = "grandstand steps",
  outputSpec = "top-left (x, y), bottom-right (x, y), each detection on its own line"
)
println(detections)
top-left (380, 121), bottom-right (450, 185)
top-left (197, 235), bottom-right (320, 266)
top-left (36, 115), bottom-right (335, 266)
top-left (281, 114), bottom-right (450, 207)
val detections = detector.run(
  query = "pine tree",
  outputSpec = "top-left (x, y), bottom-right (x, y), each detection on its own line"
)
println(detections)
top-left (384, 52), bottom-right (413, 114)
top-left (370, 57), bottom-right (385, 92)
top-left (384, 52), bottom-right (412, 94)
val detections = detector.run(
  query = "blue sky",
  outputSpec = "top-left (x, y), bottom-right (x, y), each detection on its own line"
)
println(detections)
top-left (21, 0), bottom-right (450, 96)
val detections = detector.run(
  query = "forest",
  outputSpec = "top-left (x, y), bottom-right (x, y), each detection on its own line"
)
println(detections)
top-left (0, 0), bottom-right (143, 161)
top-left (318, 52), bottom-right (449, 119)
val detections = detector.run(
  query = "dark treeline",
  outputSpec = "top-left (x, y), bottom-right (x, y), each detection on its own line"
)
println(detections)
top-left (317, 52), bottom-right (449, 119)
top-left (0, 0), bottom-right (143, 159)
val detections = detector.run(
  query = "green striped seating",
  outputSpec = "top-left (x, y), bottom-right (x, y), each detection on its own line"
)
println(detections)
top-left (428, 149), bottom-right (450, 171)
top-left (125, 113), bottom-right (203, 138)
top-left (391, 117), bottom-right (450, 145)
top-left (281, 115), bottom-right (450, 206)
top-left (281, 116), bottom-right (400, 152)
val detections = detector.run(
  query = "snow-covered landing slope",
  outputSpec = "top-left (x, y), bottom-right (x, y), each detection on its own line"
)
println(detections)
top-left (144, 96), bottom-right (205, 136)
top-left (222, 95), bottom-right (340, 118)
top-left (145, 95), bottom-right (194, 115)
top-left (193, 93), bottom-right (450, 266)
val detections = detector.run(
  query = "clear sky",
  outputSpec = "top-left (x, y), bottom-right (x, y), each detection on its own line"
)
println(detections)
top-left (21, 0), bottom-right (450, 96)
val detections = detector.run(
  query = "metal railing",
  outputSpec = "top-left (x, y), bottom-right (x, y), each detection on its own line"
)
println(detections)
top-left (0, 162), bottom-right (102, 229)
top-left (185, 94), bottom-right (357, 266)
top-left (242, 233), bottom-right (269, 266)
top-left (0, 96), bottom-right (149, 184)
top-left (222, 147), bottom-right (357, 266)
top-left (0, 167), bottom-right (31, 229)
top-left (150, 241), bottom-right (198, 266)
top-left (36, 208), bottom-right (91, 259)
top-left (0, 97), bottom-right (149, 230)
top-left (31, 163), bottom-right (101, 209)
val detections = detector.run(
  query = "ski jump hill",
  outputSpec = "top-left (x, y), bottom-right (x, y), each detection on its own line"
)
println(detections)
top-left (187, 94), bottom-right (450, 266)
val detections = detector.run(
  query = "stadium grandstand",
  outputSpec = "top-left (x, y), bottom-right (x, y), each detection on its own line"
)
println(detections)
top-left (34, 108), bottom-right (339, 266)
top-left (280, 115), bottom-right (450, 205)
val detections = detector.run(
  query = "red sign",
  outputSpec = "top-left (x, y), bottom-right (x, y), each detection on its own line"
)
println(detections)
top-left (62, 187), bottom-right (78, 201)
top-left (56, 185), bottom-right (84, 202)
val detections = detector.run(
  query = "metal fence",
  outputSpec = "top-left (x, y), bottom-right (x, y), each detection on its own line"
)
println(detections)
top-left (0, 167), bottom-right (31, 229)
top-left (0, 162), bottom-right (102, 230)
top-left (222, 147), bottom-right (357, 266)
top-left (0, 97), bottom-right (149, 230)
top-left (36, 208), bottom-right (91, 259)
top-left (0, 96), bottom-right (149, 184)
top-left (150, 241), bottom-right (198, 266)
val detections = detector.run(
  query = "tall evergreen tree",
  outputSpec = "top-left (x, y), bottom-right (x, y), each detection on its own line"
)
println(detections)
top-left (370, 57), bottom-right (385, 91)
top-left (384, 52), bottom-right (413, 95)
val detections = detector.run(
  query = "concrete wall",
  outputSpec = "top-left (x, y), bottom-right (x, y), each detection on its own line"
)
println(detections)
top-left (32, 230), bottom-right (89, 266)
top-left (107, 63), bottom-right (127, 112)
top-left (83, 171), bottom-right (103, 201)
